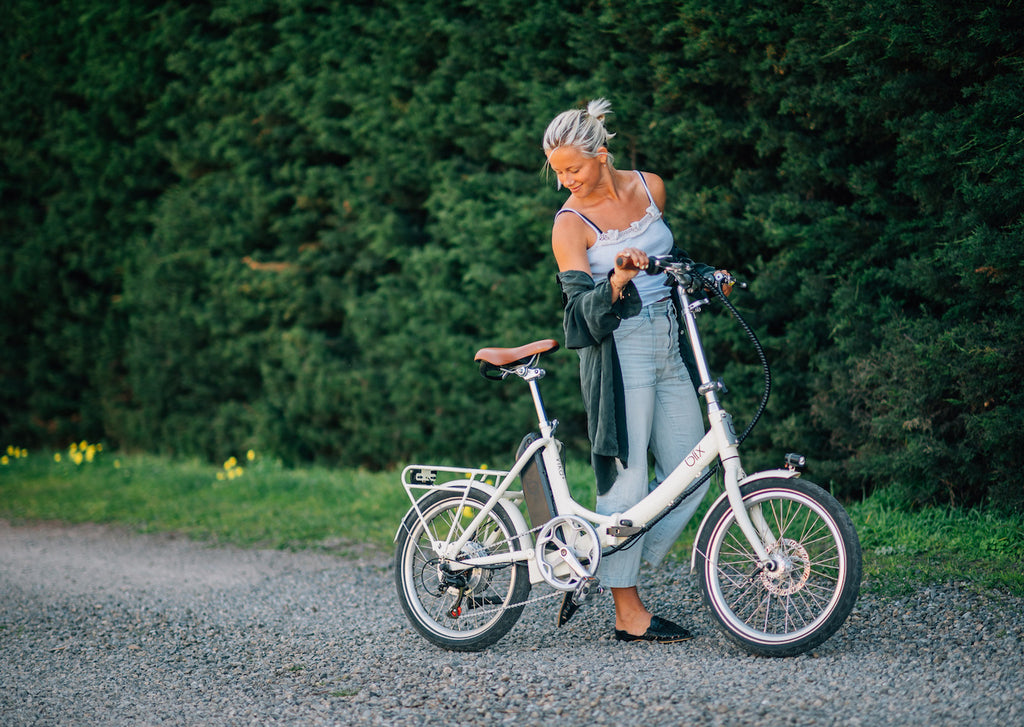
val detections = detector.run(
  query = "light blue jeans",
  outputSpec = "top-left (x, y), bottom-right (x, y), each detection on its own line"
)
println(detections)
top-left (597, 298), bottom-right (709, 588)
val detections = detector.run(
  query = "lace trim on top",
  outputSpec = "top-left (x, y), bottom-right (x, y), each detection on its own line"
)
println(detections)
top-left (590, 202), bottom-right (662, 247)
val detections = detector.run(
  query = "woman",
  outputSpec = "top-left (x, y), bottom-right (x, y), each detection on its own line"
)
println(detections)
top-left (544, 98), bottom-right (715, 643)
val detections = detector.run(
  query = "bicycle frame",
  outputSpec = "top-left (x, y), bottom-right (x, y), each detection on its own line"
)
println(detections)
top-left (399, 279), bottom-right (789, 586)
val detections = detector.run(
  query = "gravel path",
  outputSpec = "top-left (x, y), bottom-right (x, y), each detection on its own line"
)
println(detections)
top-left (2, 520), bottom-right (1022, 727)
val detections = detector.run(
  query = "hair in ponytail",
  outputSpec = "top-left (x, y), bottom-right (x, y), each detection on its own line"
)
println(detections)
top-left (542, 98), bottom-right (616, 166)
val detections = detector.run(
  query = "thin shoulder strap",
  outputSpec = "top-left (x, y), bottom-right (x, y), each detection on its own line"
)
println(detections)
top-left (635, 170), bottom-right (656, 206)
top-left (555, 208), bottom-right (603, 234)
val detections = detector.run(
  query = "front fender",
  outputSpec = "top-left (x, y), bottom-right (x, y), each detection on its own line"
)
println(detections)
top-left (689, 469), bottom-right (800, 573)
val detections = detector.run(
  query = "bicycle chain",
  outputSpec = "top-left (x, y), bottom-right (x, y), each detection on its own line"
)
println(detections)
top-left (459, 588), bottom-right (565, 620)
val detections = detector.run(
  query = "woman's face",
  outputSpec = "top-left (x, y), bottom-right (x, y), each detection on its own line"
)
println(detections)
top-left (547, 145), bottom-right (607, 199)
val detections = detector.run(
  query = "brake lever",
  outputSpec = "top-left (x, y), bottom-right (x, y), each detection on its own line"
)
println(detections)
top-left (713, 271), bottom-right (748, 292)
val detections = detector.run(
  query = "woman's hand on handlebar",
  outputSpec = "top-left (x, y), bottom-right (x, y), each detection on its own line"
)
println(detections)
top-left (715, 270), bottom-right (735, 297)
top-left (610, 248), bottom-right (647, 296)
top-left (614, 248), bottom-right (649, 276)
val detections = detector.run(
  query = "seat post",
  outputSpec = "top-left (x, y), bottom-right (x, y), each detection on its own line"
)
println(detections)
top-left (526, 376), bottom-right (553, 438)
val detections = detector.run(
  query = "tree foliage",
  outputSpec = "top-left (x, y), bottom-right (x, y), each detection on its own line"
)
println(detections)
top-left (2, 0), bottom-right (1021, 511)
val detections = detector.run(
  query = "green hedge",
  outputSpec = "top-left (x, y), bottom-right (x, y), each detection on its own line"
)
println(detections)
top-left (2, 0), bottom-right (1021, 511)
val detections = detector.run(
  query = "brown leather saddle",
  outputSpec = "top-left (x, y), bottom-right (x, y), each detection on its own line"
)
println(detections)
top-left (474, 339), bottom-right (560, 379)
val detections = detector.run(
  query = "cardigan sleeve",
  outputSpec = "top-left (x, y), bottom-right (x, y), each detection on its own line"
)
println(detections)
top-left (555, 269), bottom-right (641, 348)
top-left (556, 269), bottom-right (638, 494)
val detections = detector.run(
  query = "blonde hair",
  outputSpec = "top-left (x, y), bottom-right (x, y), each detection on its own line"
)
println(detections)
top-left (542, 98), bottom-right (616, 166)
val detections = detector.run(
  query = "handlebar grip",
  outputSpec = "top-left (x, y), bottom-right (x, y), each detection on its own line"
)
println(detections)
top-left (615, 256), bottom-right (661, 275)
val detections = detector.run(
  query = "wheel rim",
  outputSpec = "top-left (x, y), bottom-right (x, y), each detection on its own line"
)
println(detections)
top-left (705, 488), bottom-right (849, 645)
top-left (400, 497), bottom-right (519, 640)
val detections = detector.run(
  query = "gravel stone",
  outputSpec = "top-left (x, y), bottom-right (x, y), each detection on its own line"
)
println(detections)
top-left (1, 520), bottom-right (1022, 726)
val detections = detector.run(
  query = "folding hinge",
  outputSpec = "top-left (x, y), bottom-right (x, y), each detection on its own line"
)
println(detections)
top-left (607, 521), bottom-right (643, 537)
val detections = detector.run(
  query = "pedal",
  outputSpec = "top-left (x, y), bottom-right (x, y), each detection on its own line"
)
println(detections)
top-left (557, 577), bottom-right (603, 628)
top-left (572, 576), bottom-right (603, 606)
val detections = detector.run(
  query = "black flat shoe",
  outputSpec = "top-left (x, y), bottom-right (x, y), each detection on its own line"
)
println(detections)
top-left (557, 592), bottom-right (580, 627)
top-left (614, 615), bottom-right (694, 643)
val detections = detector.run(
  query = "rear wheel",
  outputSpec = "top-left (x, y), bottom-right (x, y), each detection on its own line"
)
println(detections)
top-left (394, 487), bottom-right (530, 651)
top-left (696, 478), bottom-right (861, 657)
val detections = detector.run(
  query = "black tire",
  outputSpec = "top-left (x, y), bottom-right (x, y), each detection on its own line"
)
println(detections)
top-left (695, 477), bottom-right (861, 657)
top-left (394, 486), bottom-right (531, 651)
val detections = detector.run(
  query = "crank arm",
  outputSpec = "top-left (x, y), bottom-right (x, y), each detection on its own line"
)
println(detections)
top-left (551, 538), bottom-right (591, 579)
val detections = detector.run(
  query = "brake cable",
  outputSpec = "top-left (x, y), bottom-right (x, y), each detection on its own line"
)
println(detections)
top-left (690, 268), bottom-right (772, 446)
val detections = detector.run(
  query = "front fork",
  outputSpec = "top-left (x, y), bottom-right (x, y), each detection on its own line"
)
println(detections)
top-left (690, 461), bottom-right (801, 575)
top-left (705, 405), bottom-right (774, 565)
top-left (720, 455), bottom-right (773, 564)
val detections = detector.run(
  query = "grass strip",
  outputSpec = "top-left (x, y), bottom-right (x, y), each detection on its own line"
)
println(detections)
top-left (1, 447), bottom-right (1021, 595)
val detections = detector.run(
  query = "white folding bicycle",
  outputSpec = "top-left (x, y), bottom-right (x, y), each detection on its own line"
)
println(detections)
top-left (395, 257), bottom-right (861, 656)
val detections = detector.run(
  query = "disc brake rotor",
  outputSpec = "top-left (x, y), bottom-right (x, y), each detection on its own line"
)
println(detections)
top-left (760, 538), bottom-right (811, 596)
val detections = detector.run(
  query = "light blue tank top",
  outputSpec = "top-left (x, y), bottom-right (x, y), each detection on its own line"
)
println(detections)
top-left (557, 171), bottom-right (673, 307)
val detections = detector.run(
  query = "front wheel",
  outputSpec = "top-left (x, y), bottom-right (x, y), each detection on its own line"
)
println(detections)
top-left (695, 478), bottom-right (861, 657)
top-left (394, 486), bottom-right (531, 651)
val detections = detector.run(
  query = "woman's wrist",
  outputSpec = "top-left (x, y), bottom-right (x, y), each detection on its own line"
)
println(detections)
top-left (608, 271), bottom-right (630, 300)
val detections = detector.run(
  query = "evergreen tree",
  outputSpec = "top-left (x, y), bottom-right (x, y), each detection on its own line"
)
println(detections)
top-left (2, 0), bottom-right (1020, 510)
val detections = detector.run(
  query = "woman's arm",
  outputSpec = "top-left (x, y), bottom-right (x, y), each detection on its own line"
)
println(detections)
top-left (552, 212), bottom-right (643, 303)
top-left (551, 212), bottom-right (593, 274)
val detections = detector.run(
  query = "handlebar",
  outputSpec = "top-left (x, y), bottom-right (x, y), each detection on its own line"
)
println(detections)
top-left (614, 255), bottom-right (748, 293)
top-left (608, 254), bottom-right (769, 448)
